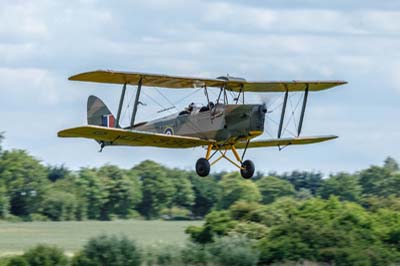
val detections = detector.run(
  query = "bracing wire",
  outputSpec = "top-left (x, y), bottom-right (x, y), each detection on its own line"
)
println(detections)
top-left (282, 92), bottom-right (303, 137)
top-left (155, 88), bottom-right (177, 110)
top-left (173, 88), bottom-right (202, 105)
top-left (121, 88), bottom-right (135, 125)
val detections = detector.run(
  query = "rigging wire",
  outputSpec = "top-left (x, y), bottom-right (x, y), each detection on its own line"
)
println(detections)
top-left (267, 116), bottom-right (297, 137)
top-left (121, 87), bottom-right (135, 125)
top-left (173, 88), bottom-right (202, 105)
top-left (141, 89), bottom-right (167, 110)
top-left (155, 88), bottom-right (176, 110)
top-left (282, 92), bottom-right (303, 137)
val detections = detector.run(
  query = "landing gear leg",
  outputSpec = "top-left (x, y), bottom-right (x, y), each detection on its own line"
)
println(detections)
top-left (235, 141), bottom-right (255, 179)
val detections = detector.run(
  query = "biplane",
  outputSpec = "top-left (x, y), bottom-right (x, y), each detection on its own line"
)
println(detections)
top-left (58, 70), bottom-right (346, 179)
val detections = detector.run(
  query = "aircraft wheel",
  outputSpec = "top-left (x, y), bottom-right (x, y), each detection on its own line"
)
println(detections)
top-left (196, 158), bottom-right (210, 177)
top-left (240, 160), bottom-right (255, 179)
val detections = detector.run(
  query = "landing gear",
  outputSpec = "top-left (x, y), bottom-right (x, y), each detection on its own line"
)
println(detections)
top-left (196, 158), bottom-right (210, 177)
top-left (195, 143), bottom-right (255, 179)
top-left (240, 160), bottom-right (255, 179)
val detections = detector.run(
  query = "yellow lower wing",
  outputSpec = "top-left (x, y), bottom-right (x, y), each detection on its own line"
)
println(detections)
top-left (233, 135), bottom-right (338, 149)
top-left (58, 125), bottom-right (214, 148)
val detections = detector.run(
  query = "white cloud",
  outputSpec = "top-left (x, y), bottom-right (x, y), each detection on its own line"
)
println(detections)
top-left (202, 2), bottom-right (400, 35)
top-left (0, 1), bottom-right (48, 39)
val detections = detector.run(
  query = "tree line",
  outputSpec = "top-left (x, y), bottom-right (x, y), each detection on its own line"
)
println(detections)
top-left (1, 133), bottom-right (400, 264)
top-left (0, 133), bottom-right (399, 223)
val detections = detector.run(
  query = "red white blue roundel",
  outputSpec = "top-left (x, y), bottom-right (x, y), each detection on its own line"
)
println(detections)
top-left (164, 127), bottom-right (174, 135)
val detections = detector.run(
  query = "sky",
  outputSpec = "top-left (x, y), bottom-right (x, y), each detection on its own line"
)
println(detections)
top-left (1, 0), bottom-right (400, 175)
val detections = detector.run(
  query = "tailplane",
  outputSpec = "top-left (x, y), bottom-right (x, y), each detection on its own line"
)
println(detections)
top-left (87, 95), bottom-right (119, 128)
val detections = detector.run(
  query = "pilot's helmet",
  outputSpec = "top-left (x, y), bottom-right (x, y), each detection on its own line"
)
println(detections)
top-left (188, 102), bottom-right (195, 111)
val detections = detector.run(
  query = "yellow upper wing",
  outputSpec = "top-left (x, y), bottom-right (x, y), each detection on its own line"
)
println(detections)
top-left (69, 70), bottom-right (224, 89)
top-left (57, 125), bottom-right (214, 148)
top-left (233, 135), bottom-right (338, 149)
top-left (228, 81), bottom-right (347, 93)
top-left (69, 70), bottom-right (347, 92)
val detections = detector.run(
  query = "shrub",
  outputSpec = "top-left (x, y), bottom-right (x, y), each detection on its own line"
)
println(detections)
top-left (161, 207), bottom-right (191, 220)
top-left (6, 256), bottom-right (28, 266)
top-left (181, 242), bottom-right (212, 266)
top-left (28, 213), bottom-right (49, 222)
top-left (207, 236), bottom-right (259, 266)
top-left (4, 214), bottom-right (23, 222)
top-left (40, 191), bottom-right (78, 221)
top-left (72, 234), bottom-right (141, 266)
top-left (23, 244), bottom-right (68, 266)
top-left (144, 244), bottom-right (182, 265)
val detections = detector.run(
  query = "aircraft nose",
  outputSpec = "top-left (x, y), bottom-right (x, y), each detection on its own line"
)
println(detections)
top-left (250, 105), bottom-right (266, 133)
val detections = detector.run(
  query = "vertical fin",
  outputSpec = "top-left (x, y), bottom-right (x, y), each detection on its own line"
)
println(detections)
top-left (87, 95), bottom-right (119, 128)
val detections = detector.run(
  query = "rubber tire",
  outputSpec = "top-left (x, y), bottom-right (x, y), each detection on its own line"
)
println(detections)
top-left (196, 158), bottom-right (210, 177)
top-left (240, 160), bottom-right (255, 179)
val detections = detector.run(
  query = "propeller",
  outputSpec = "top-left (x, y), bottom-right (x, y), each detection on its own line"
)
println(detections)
top-left (257, 94), bottom-right (274, 114)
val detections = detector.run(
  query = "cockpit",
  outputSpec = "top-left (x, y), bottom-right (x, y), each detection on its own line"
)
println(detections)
top-left (178, 102), bottom-right (216, 116)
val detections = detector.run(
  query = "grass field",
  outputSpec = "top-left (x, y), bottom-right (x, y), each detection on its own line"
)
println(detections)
top-left (0, 220), bottom-right (203, 256)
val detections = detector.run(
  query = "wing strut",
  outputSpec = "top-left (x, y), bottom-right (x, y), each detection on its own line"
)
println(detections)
top-left (204, 85), bottom-right (213, 122)
top-left (297, 84), bottom-right (309, 136)
top-left (115, 83), bottom-right (127, 128)
top-left (277, 89), bottom-right (289, 138)
top-left (130, 77), bottom-right (143, 127)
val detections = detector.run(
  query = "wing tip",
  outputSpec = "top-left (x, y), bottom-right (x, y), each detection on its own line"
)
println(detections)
top-left (68, 70), bottom-right (108, 81)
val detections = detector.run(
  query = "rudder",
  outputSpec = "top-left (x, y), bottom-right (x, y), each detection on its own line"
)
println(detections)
top-left (87, 95), bottom-right (118, 128)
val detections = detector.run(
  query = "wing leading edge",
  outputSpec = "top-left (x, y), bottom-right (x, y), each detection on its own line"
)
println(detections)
top-left (233, 135), bottom-right (338, 149)
top-left (57, 125), bottom-right (214, 148)
top-left (69, 70), bottom-right (347, 93)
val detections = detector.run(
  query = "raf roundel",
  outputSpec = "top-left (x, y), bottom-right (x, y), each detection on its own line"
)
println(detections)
top-left (164, 127), bottom-right (174, 135)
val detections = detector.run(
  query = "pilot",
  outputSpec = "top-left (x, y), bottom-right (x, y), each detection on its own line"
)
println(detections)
top-left (187, 102), bottom-right (196, 112)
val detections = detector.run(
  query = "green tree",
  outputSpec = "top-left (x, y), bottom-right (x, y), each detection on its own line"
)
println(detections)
top-left (191, 196), bottom-right (400, 265)
top-left (218, 172), bottom-right (261, 209)
top-left (134, 161), bottom-right (175, 219)
top-left (0, 150), bottom-right (48, 216)
top-left (167, 169), bottom-right (194, 210)
top-left (40, 190), bottom-right (78, 221)
top-left (363, 195), bottom-right (400, 211)
top-left (208, 236), bottom-right (259, 266)
top-left (186, 210), bottom-right (238, 243)
top-left (77, 168), bottom-right (108, 220)
top-left (279, 171), bottom-right (323, 195)
top-left (358, 163), bottom-right (400, 197)
top-left (256, 176), bottom-right (295, 204)
top-left (98, 165), bottom-right (142, 219)
top-left (47, 164), bottom-right (71, 182)
top-left (0, 185), bottom-right (9, 218)
top-left (7, 256), bottom-right (28, 266)
top-left (49, 176), bottom-right (87, 220)
top-left (23, 244), bottom-right (68, 266)
top-left (191, 174), bottom-right (221, 217)
top-left (295, 188), bottom-right (313, 201)
top-left (257, 197), bottom-right (397, 265)
top-left (72, 235), bottom-right (141, 266)
top-left (317, 173), bottom-right (361, 202)
top-left (384, 156), bottom-right (399, 172)
top-left (0, 132), bottom-right (3, 154)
